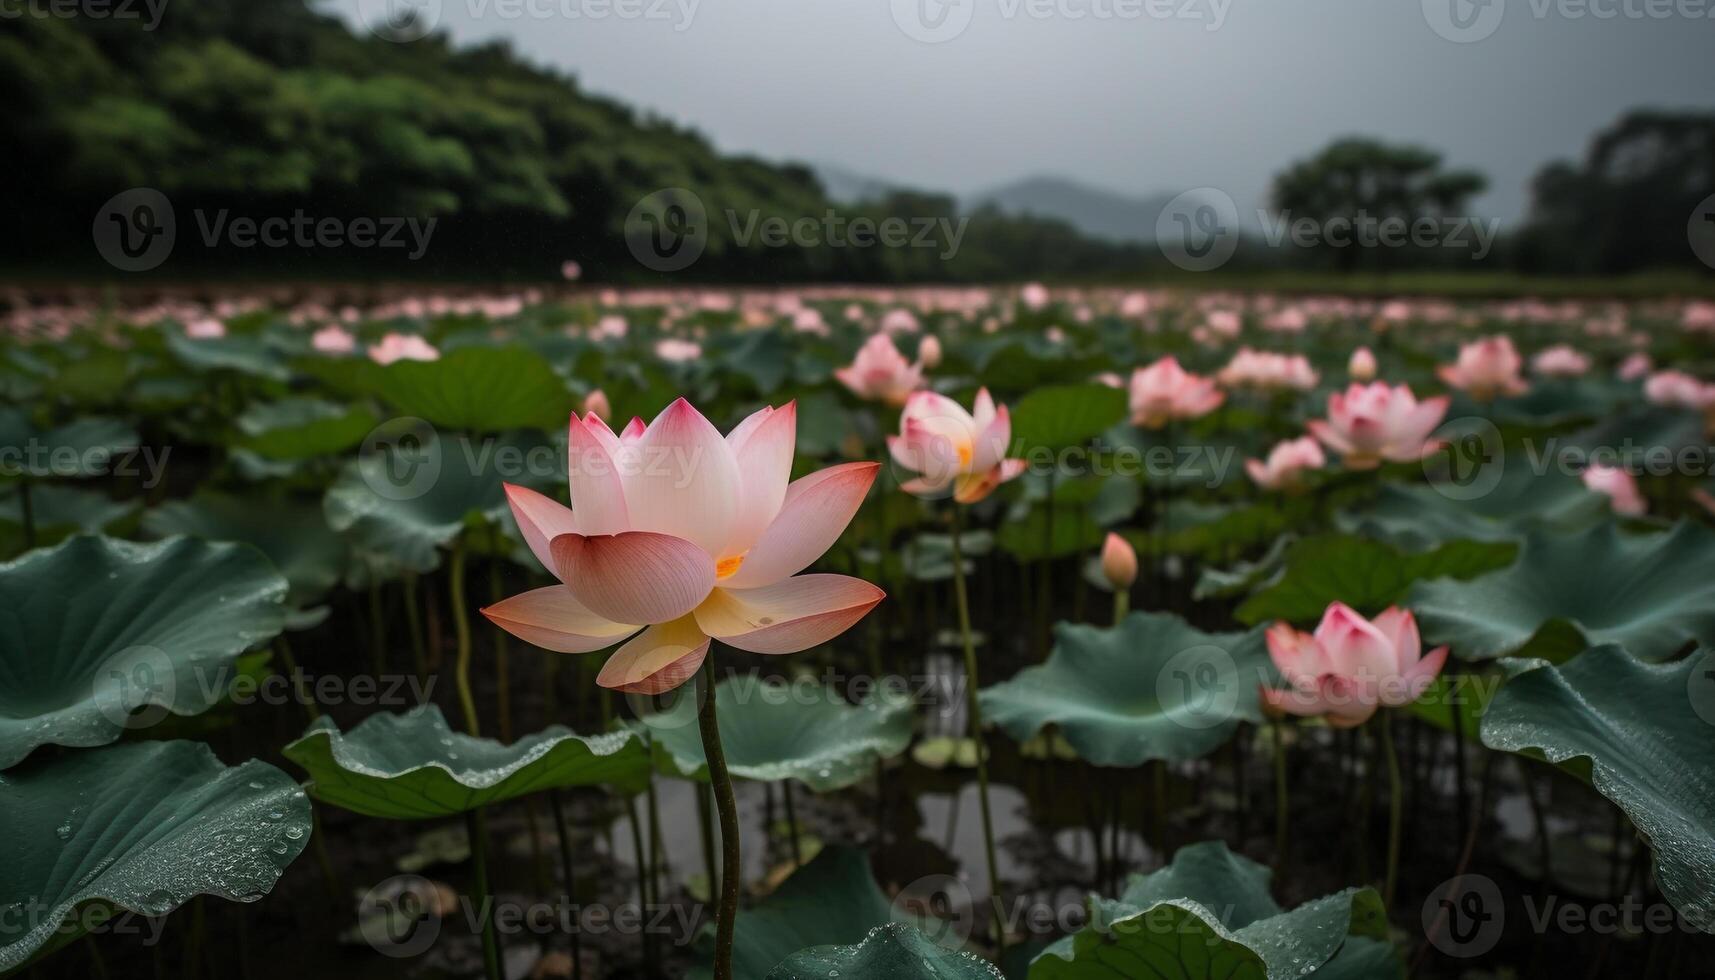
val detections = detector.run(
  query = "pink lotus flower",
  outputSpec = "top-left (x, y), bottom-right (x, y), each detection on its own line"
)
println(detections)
top-left (1217, 348), bottom-right (1318, 392)
top-left (655, 338), bottom-right (702, 363)
top-left (1262, 603), bottom-right (1449, 727)
top-left (917, 335), bottom-right (943, 369)
top-left (369, 333), bottom-right (440, 365)
top-left (561, 260), bottom-right (582, 281)
top-left (1530, 344), bottom-right (1590, 378)
top-left (1308, 382), bottom-right (1449, 469)
top-left (185, 317), bottom-right (226, 339)
top-left (483, 400), bottom-right (883, 695)
top-left (582, 389), bottom-right (611, 423)
top-left (1245, 437), bottom-right (1326, 491)
top-left (889, 389), bottom-right (1026, 504)
top-left (311, 324), bottom-right (356, 354)
top-left (1020, 282), bottom-right (1050, 311)
top-left (835, 334), bottom-right (926, 406)
top-left (1100, 532), bottom-right (1137, 590)
top-left (1438, 336), bottom-right (1528, 400)
top-left (1128, 356), bottom-right (1224, 429)
top-left (1582, 464), bottom-right (1646, 516)
top-left (1617, 353), bottom-right (1652, 381)
top-left (1644, 370), bottom-right (1714, 410)
top-left (1348, 346), bottom-right (1377, 381)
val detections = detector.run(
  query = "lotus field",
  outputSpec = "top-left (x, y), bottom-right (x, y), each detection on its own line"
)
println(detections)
top-left (5, 285), bottom-right (1715, 980)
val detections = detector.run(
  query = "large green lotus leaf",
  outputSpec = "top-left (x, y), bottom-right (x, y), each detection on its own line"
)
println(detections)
top-left (1337, 467), bottom-right (1609, 551)
top-left (0, 740), bottom-right (311, 973)
top-left (0, 535), bottom-right (288, 769)
top-left (315, 346), bottom-right (569, 432)
top-left (233, 397), bottom-right (379, 460)
top-left (142, 492), bottom-right (346, 608)
top-left (0, 411), bottom-right (139, 480)
top-left (1011, 384), bottom-right (1129, 452)
top-left (1305, 938), bottom-right (1402, 978)
top-left (1194, 534), bottom-right (1296, 601)
top-left (1564, 405), bottom-right (1707, 457)
top-left (1451, 377), bottom-right (1628, 427)
top-left (282, 704), bottom-right (651, 819)
top-left (630, 675), bottom-right (913, 792)
top-left (164, 332), bottom-right (289, 381)
top-left (768, 923), bottom-right (1004, 980)
top-left (689, 846), bottom-right (905, 980)
top-left (1031, 841), bottom-right (1388, 980)
top-left (1480, 646), bottom-right (1715, 933)
top-left (980, 613), bottom-right (1272, 767)
top-left (1410, 522), bottom-right (1715, 662)
top-left (1236, 535), bottom-right (1515, 627)
top-left (322, 428), bottom-right (514, 573)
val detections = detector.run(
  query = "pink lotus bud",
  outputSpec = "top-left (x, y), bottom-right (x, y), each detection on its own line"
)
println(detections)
top-left (583, 389), bottom-right (611, 423)
top-left (1100, 533), bottom-right (1138, 590)
top-left (1348, 346), bottom-right (1377, 381)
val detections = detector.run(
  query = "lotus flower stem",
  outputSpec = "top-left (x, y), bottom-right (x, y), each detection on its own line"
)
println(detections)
top-left (450, 536), bottom-right (480, 736)
top-left (949, 507), bottom-right (1007, 957)
top-left (549, 788), bottom-right (585, 980)
top-left (1273, 721), bottom-right (1289, 876)
top-left (697, 782), bottom-right (719, 900)
top-left (782, 779), bottom-right (804, 867)
top-left (403, 572), bottom-right (427, 682)
top-left (486, 524), bottom-right (512, 742)
top-left (1380, 711), bottom-right (1402, 909)
top-left (698, 654), bottom-right (742, 980)
top-left (1112, 589), bottom-right (1129, 624)
top-left (465, 808), bottom-right (504, 980)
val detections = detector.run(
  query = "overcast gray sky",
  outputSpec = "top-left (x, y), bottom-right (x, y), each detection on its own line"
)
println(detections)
top-left (344, 0), bottom-right (1714, 225)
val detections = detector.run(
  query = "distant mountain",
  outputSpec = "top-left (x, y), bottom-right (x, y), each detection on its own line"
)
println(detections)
top-left (812, 163), bottom-right (908, 204)
top-left (968, 176), bottom-right (1176, 244)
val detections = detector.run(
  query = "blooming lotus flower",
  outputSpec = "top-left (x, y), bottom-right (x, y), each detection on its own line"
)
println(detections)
top-left (1644, 370), bottom-right (1714, 411)
top-left (1204, 310), bottom-right (1242, 339)
top-left (1308, 382), bottom-right (1448, 469)
top-left (1262, 603), bottom-right (1449, 727)
top-left (482, 400), bottom-right (883, 695)
top-left (185, 317), bottom-right (226, 339)
top-left (1245, 437), bottom-right (1326, 491)
top-left (1128, 357), bottom-right (1224, 429)
top-left (1438, 336), bottom-right (1528, 400)
top-left (655, 338), bottom-right (702, 362)
top-left (1582, 464), bottom-right (1646, 516)
top-left (1217, 348), bottom-right (1319, 392)
top-left (1617, 353), bottom-right (1652, 382)
top-left (1530, 344), bottom-right (1590, 378)
top-left (311, 324), bottom-right (356, 354)
top-left (369, 333), bottom-right (440, 365)
top-left (835, 334), bottom-right (926, 406)
top-left (1020, 282), bottom-right (1050, 311)
top-left (1100, 533), bottom-right (1137, 590)
top-left (561, 260), bottom-right (582, 281)
top-left (889, 389), bottom-right (1026, 503)
top-left (1348, 346), bottom-right (1377, 381)
top-left (917, 335), bottom-right (943, 369)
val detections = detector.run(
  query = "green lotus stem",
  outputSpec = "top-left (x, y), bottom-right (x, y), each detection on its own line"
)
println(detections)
top-left (698, 781), bottom-right (719, 901)
top-left (367, 580), bottom-right (387, 677)
top-left (949, 508), bottom-right (1007, 957)
top-left (450, 537), bottom-right (479, 736)
top-left (18, 477), bottom-right (35, 551)
top-left (487, 522), bottom-right (513, 742)
top-left (403, 571), bottom-right (427, 682)
top-left (698, 653), bottom-right (742, 980)
top-left (1273, 720), bottom-right (1289, 875)
top-left (1112, 588), bottom-right (1129, 625)
top-left (644, 731), bottom-right (664, 903)
top-left (782, 779), bottom-right (803, 867)
top-left (1380, 711), bottom-right (1402, 909)
top-left (465, 808), bottom-right (503, 980)
top-left (549, 789), bottom-right (584, 980)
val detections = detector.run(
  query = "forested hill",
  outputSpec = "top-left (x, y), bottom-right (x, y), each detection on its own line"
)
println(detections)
top-left (0, 0), bottom-right (1147, 281)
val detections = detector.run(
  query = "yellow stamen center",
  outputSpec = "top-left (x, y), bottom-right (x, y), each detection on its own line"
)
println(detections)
top-left (957, 442), bottom-right (973, 467)
top-left (716, 554), bottom-right (746, 579)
